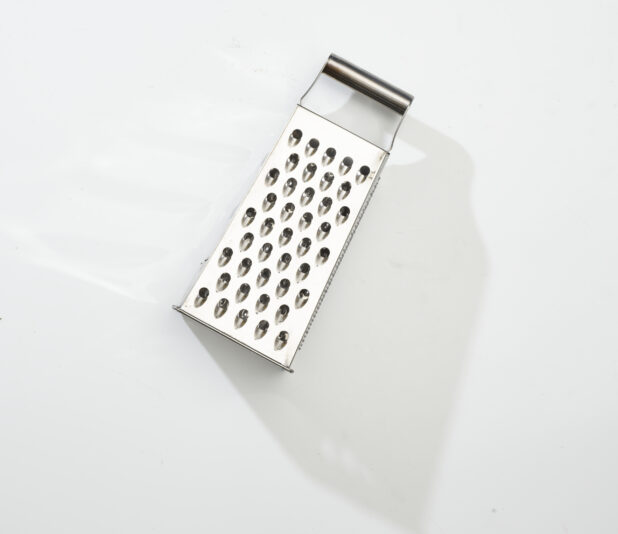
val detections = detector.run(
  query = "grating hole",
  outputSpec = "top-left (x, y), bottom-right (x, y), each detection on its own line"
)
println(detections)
top-left (339, 156), bottom-right (353, 175)
top-left (259, 242), bottom-right (273, 261)
top-left (275, 304), bottom-right (290, 324)
top-left (300, 187), bottom-right (315, 206)
top-left (265, 168), bottom-right (280, 186)
top-left (198, 287), bottom-right (210, 299)
top-left (289, 129), bottom-right (302, 146)
top-left (297, 262), bottom-right (310, 281)
top-left (276, 278), bottom-right (290, 297)
top-left (256, 267), bottom-right (271, 287)
top-left (279, 227), bottom-right (293, 246)
top-left (283, 177), bottom-right (297, 197)
top-left (194, 287), bottom-right (209, 307)
top-left (260, 218), bottom-right (275, 236)
top-left (216, 272), bottom-right (231, 291)
top-left (305, 138), bottom-right (320, 156)
top-left (297, 237), bottom-right (312, 256)
top-left (263, 192), bottom-right (277, 211)
top-left (317, 221), bottom-right (331, 240)
top-left (318, 247), bottom-right (330, 264)
top-left (318, 197), bottom-right (333, 215)
top-left (320, 172), bottom-right (334, 191)
top-left (336, 206), bottom-right (350, 224)
top-left (337, 181), bottom-right (351, 200)
top-left (240, 232), bottom-right (254, 251)
top-left (295, 289), bottom-right (310, 308)
top-left (256, 293), bottom-right (270, 312)
top-left (286, 153), bottom-right (300, 172)
top-left (255, 320), bottom-right (269, 339)
top-left (236, 283), bottom-right (250, 302)
top-left (277, 252), bottom-right (292, 272)
top-left (323, 147), bottom-right (336, 165)
top-left (218, 247), bottom-right (233, 266)
top-left (243, 207), bottom-right (256, 226)
top-left (357, 165), bottom-right (371, 184)
top-left (274, 330), bottom-right (289, 350)
top-left (238, 257), bottom-right (252, 276)
top-left (281, 202), bottom-right (295, 221)
top-left (235, 309), bottom-right (249, 328)
top-left (303, 163), bottom-right (317, 182)
top-left (299, 212), bottom-right (313, 230)
top-left (214, 298), bottom-right (229, 318)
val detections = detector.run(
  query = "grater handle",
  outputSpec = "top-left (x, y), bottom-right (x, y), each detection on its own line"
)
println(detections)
top-left (320, 54), bottom-right (413, 115)
top-left (300, 54), bottom-right (413, 151)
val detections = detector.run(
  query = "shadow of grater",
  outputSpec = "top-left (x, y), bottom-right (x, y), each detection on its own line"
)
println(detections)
top-left (175, 54), bottom-right (413, 372)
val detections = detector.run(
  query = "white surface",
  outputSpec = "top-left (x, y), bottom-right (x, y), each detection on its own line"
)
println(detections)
top-left (1, 1), bottom-right (617, 533)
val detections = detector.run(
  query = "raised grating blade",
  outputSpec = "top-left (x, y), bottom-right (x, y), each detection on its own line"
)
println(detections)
top-left (175, 54), bottom-right (413, 371)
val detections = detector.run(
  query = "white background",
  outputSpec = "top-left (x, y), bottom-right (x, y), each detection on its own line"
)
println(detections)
top-left (1, 1), bottom-right (617, 532)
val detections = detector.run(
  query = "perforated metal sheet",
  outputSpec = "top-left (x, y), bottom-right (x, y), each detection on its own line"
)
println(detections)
top-left (176, 105), bottom-right (388, 370)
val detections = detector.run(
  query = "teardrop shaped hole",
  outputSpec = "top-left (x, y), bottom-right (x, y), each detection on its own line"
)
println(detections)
top-left (289, 129), bottom-right (302, 146)
top-left (303, 163), bottom-right (317, 182)
top-left (258, 243), bottom-right (273, 261)
top-left (296, 262), bottom-right (310, 281)
top-left (317, 247), bottom-right (330, 264)
top-left (218, 247), bottom-right (233, 266)
top-left (279, 227), bottom-right (293, 246)
top-left (286, 153), bottom-right (300, 172)
top-left (242, 207), bottom-right (256, 226)
top-left (318, 197), bottom-right (332, 216)
top-left (299, 212), bottom-right (313, 230)
top-left (255, 293), bottom-right (270, 312)
top-left (317, 221), bottom-right (331, 240)
top-left (256, 267), bottom-right (271, 287)
top-left (281, 202), bottom-right (295, 221)
top-left (300, 187), bottom-right (315, 206)
top-left (255, 320), bottom-right (269, 339)
top-left (194, 287), bottom-right (209, 307)
top-left (320, 172), bottom-right (334, 191)
top-left (356, 165), bottom-right (371, 184)
top-left (339, 156), bottom-right (353, 175)
top-left (276, 278), bottom-right (290, 297)
top-left (235, 309), bottom-right (249, 328)
top-left (283, 177), bottom-right (297, 197)
top-left (336, 206), bottom-right (350, 224)
top-left (240, 232), bottom-right (254, 251)
top-left (236, 283), bottom-right (250, 302)
top-left (260, 218), bottom-right (275, 236)
top-left (297, 237), bottom-right (311, 256)
top-left (262, 192), bottom-right (277, 212)
top-left (295, 289), bottom-right (310, 308)
top-left (216, 272), bottom-right (231, 291)
top-left (265, 167), bottom-right (280, 186)
top-left (274, 331), bottom-right (289, 350)
top-left (214, 298), bottom-right (229, 318)
top-left (275, 304), bottom-right (290, 324)
top-left (305, 138), bottom-right (319, 156)
top-left (238, 257), bottom-right (252, 276)
top-left (337, 181), bottom-right (351, 200)
top-left (277, 253), bottom-right (292, 272)
top-left (323, 147), bottom-right (336, 165)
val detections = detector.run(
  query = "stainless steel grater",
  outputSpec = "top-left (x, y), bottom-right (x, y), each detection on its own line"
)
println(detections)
top-left (175, 54), bottom-right (413, 371)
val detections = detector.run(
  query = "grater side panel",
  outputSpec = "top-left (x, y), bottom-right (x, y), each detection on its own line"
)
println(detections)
top-left (291, 152), bottom-right (389, 367)
top-left (178, 105), bottom-right (387, 369)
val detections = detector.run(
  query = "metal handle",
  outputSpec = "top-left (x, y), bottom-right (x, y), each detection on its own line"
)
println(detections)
top-left (300, 54), bottom-right (413, 152)
top-left (321, 54), bottom-right (413, 114)
top-left (301, 54), bottom-right (413, 115)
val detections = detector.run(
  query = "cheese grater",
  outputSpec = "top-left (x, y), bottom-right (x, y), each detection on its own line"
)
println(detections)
top-left (175, 54), bottom-right (413, 371)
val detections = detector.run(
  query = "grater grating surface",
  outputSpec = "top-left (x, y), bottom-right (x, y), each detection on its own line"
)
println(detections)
top-left (175, 55), bottom-right (412, 371)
